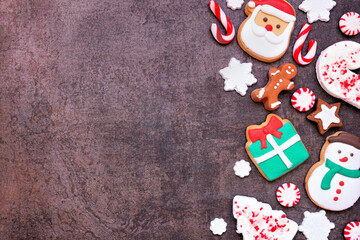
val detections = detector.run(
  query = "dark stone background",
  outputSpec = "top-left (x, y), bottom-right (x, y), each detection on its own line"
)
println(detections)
top-left (0, 0), bottom-right (359, 239)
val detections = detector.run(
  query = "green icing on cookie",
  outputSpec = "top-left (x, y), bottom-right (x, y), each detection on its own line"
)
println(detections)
top-left (248, 122), bottom-right (309, 181)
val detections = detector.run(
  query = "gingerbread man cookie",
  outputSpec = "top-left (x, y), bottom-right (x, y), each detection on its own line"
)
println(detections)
top-left (237, 0), bottom-right (296, 62)
top-left (251, 63), bottom-right (297, 111)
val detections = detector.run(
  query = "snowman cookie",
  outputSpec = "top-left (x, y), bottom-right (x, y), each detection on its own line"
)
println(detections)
top-left (305, 131), bottom-right (360, 211)
top-left (237, 0), bottom-right (296, 62)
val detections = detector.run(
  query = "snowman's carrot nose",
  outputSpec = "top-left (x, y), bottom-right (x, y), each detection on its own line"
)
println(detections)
top-left (339, 157), bottom-right (348, 162)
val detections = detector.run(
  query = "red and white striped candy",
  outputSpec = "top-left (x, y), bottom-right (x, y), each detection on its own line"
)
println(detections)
top-left (291, 88), bottom-right (315, 112)
top-left (344, 221), bottom-right (360, 240)
top-left (276, 183), bottom-right (300, 207)
top-left (208, 1), bottom-right (235, 44)
top-left (339, 12), bottom-right (360, 36)
top-left (293, 23), bottom-right (317, 65)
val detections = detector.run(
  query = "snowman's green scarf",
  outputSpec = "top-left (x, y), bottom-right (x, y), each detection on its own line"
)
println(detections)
top-left (321, 159), bottom-right (360, 190)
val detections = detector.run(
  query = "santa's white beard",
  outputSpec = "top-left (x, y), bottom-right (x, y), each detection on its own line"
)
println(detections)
top-left (240, 9), bottom-right (294, 59)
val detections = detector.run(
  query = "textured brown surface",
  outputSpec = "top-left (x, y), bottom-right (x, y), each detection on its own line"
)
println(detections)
top-left (0, 0), bottom-right (359, 239)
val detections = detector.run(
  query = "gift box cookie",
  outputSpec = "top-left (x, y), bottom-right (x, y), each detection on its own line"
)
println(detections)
top-left (245, 114), bottom-right (309, 181)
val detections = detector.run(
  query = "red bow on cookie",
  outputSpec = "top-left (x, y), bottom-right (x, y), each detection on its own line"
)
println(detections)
top-left (248, 116), bottom-right (283, 149)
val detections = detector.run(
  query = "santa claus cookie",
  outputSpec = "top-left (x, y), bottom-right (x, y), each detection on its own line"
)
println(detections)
top-left (237, 0), bottom-right (296, 63)
top-left (316, 41), bottom-right (360, 109)
top-left (305, 131), bottom-right (360, 211)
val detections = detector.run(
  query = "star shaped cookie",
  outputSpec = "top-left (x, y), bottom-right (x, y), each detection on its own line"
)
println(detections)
top-left (307, 99), bottom-right (342, 135)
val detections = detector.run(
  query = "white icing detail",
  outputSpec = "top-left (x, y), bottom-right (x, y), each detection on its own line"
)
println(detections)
top-left (219, 57), bottom-right (257, 96)
top-left (226, 0), bottom-right (244, 10)
top-left (299, 210), bottom-right (335, 239)
top-left (240, 6), bottom-right (295, 59)
top-left (276, 83), bottom-right (280, 86)
top-left (274, 86), bottom-right (277, 89)
top-left (306, 142), bottom-right (360, 211)
top-left (271, 70), bottom-right (280, 76)
top-left (233, 196), bottom-right (298, 239)
top-left (271, 101), bottom-right (281, 108)
top-left (287, 82), bottom-right (294, 89)
top-left (254, 134), bottom-right (300, 168)
top-left (316, 41), bottom-right (360, 109)
top-left (291, 69), bottom-right (294, 72)
top-left (248, 1), bottom-right (255, 8)
top-left (286, 69), bottom-right (292, 74)
top-left (299, 0), bottom-right (336, 23)
top-left (233, 160), bottom-right (251, 178)
top-left (210, 218), bottom-right (227, 235)
top-left (279, 79), bottom-right (283, 82)
top-left (314, 104), bottom-right (340, 130)
top-left (258, 87), bottom-right (265, 98)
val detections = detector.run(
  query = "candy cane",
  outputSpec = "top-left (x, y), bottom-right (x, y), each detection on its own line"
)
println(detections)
top-left (208, 1), bottom-right (235, 44)
top-left (293, 23), bottom-right (317, 65)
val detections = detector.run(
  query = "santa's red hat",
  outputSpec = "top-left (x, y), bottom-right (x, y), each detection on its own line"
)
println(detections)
top-left (248, 0), bottom-right (296, 22)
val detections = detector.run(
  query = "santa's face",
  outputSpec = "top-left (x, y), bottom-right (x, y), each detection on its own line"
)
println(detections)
top-left (239, 7), bottom-right (294, 59)
top-left (325, 142), bottom-right (360, 169)
top-left (250, 10), bottom-right (291, 44)
top-left (254, 11), bottom-right (289, 37)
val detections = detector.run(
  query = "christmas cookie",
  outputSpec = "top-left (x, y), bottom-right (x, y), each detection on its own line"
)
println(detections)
top-left (299, 0), bottom-right (336, 23)
top-left (276, 183), bottom-right (300, 207)
top-left (237, 0), bottom-right (296, 62)
top-left (316, 41), bottom-right (360, 109)
top-left (306, 99), bottom-right (342, 135)
top-left (305, 131), bottom-right (360, 211)
top-left (245, 114), bottom-right (309, 181)
top-left (339, 12), bottom-right (360, 36)
top-left (219, 57), bottom-right (257, 96)
top-left (251, 63), bottom-right (297, 111)
top-left (299, 210), bottom-right (335, 240)
top-left (210, 218), bottom-right (227, 235)
top-left (233, 195), bottom-right (298, 239)
top-left (291, 88), bottom-right (315, 112)
top-left (344, 221), bottom-right (360, 240)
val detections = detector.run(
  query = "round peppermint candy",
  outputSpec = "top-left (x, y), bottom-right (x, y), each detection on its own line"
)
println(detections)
top-left (276, 183), bottom-right (300, 207)
top-left (291, 88), bottom-right (315, 112)
top-left (339, 12), bottom-right (360, 36)
top-left (344, 221), bottom-right (360, 240)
